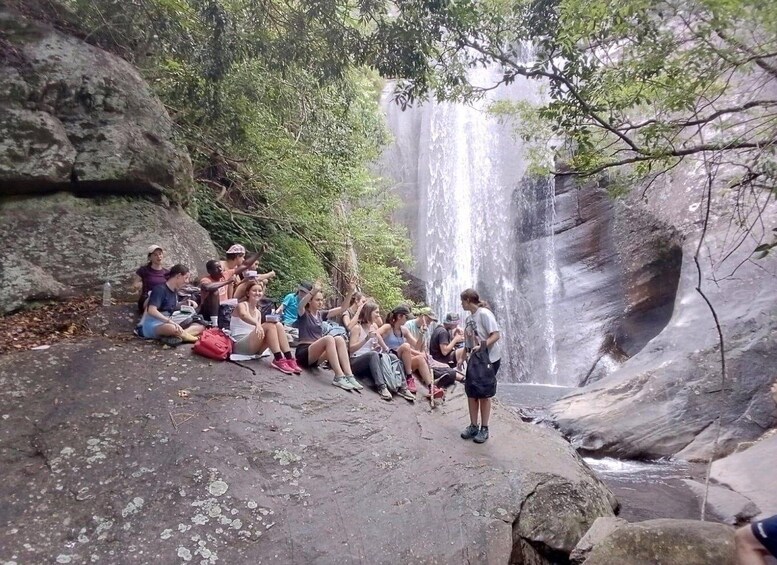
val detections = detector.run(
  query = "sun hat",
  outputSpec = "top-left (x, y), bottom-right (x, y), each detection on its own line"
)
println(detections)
top-left (414, 306), bottom-right (438, 321)
top-left (226, 244), bottom-right (246, 254)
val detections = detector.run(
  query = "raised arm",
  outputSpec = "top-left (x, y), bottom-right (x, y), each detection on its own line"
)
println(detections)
top-left (233, 249), bottom-right (265, 277)
top-left (344, 299), bottom-right (366, 332)
top-left (200, 275), bottom-right (235, 292)
top-left (325, 285), bottom-right (355, 319)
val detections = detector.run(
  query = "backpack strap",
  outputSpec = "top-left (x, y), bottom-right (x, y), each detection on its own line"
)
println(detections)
top-left (228, 359), bottom-right (257, 376)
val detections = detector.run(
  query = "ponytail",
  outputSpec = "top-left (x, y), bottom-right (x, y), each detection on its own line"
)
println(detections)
top-left (386, 304), bottom-right (411, 326)
top-left (460, 288), bottom-right (487, 308)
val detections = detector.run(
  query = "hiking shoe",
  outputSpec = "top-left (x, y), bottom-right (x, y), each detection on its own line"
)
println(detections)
top-left (473, 427), bottom-right (490, 444)
top-left (406, 375), bottom-right (418, 394)
top-left (332, 376), bottom-right (355, 391)
top-left (377, 385), bottom-right (393, 401)
top-left (461, 424), bottom-right (480, 440)
top-left (271, 358), bottom-right (295, 375)
top-left (396, 387), bottom-right (415, 402)
top-left (345, 376), bottom-right (363, 391)
top-left (160, 336), bottom-right (183, 347)
top-left (286, 358), bottom-right (302, 374)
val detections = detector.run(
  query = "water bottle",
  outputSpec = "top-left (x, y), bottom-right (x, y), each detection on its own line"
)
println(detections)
top-left (102, 281), bottom-right (111, 307)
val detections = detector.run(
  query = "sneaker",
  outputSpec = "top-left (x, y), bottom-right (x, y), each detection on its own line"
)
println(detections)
top-left (345, 376), bottom-right (363, 391)
top-left (405, 375), bottom-right (417, 394)
top-left (286, 358), bottom-right (302, 374)
top-left (160, 336), bottom-right (183, 347)
top-left (473, 427), bottom-right (490, 444)
top-left (377, 385), bottom-right (393, 401)
top-left (332, 376), bottom-right (355, 391)
top-left (425, 385), bottom-right (445, 400)
top-left (271, 358), bottom-right (295, 375)
top-left (395, 387), bottom-right (415, 402)
top-left (460, 424), bottom-right (480, 440)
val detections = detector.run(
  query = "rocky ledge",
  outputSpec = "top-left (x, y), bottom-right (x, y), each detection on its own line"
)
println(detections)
top-left (0, 331), bottom-right (616, 564)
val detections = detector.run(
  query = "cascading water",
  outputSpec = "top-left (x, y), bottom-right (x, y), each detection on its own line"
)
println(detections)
top-left (377, 67), bottom-right (563, 384)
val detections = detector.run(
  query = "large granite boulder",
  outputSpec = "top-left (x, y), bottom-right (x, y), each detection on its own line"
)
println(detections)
top-left (552, 160), bottom-right (777, 460)
top-left (0, 193), bottom-right (217, 313)
top-left (0, 8), bottom-right (193, 204)
top-left (581, 519), bottom-right (736, 565)
top-left (0, 336), bottom-right (617, 564)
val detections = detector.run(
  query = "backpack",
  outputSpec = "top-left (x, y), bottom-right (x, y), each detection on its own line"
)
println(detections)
top-left (432, 366), bottom-right (459, 388)
top-left (379, 352), bottom-right (405, 392)
top-left (192, 328), bottom-right (233, 361)
top-left (464, 349), bottom-right (497, 398)
top-left (322, 320), bottom-right (348, 338)
top-left (217, 301), bottom-right (238, 330)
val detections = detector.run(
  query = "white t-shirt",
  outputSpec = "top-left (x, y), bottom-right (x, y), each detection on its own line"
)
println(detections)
top-left (465, 307), bottom-right (501, 363)
top-left (403, 318), bottom-right (438, 350)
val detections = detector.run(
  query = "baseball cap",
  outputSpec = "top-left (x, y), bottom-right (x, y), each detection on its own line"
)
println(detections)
top-left (226, 244), bottom-right (246, 254)
top-left (245, 270), bottom-right (258, 279)
top-left (444, 312), bottom-right (460, 324)
top-left (147, 244), bottom-right (163, 254)
top-left (414, 306), bottom-right (438, 321)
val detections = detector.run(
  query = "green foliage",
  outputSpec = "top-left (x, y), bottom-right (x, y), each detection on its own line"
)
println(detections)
top-left (59, 0), bottom-right (413, 305)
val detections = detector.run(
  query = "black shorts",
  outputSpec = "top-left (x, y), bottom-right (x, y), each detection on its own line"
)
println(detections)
top-left (752, 514), bottom-right (777, 557)
top-left (295, 343), bottom-right (317, 368)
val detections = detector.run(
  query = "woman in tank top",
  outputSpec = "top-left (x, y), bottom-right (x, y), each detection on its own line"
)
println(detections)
top-left (349, 302), bottom-right (415, 402)
top-left (377, 305), bottom-right (433, 395)
top-left (230, 281), bottom-right (301, 375)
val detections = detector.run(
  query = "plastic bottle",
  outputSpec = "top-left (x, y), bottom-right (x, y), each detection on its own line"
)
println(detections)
top-left (102, 281), bottom-right (112, 307)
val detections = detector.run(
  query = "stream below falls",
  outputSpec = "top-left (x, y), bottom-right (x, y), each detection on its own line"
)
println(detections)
top-left (499, 384), bottom-right (709, 523)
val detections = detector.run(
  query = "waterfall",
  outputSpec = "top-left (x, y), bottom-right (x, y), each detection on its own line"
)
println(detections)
top-left (377, 68), bottom-right (562, 384)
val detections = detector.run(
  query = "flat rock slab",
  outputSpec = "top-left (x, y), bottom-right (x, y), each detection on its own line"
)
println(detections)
top-left (712, 433), bottom-right (777, 519)
top-left (0, 337), bottom-right (615, 564)
top-left (682, 479), bottom-right (759, 525)
top-left (582, 518), bottom-right (735, 565)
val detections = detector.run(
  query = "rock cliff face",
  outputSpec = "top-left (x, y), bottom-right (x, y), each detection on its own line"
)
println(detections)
top-left (551, 163), bottom-right (777, 460)
top-left (0, 193), bottom-right (218, 313)
top-left (0, 8), bottom-right (216, 313)
top-left (0, 8), bottom-right (193, 203)
top-left (541, 172), bottom-right (684, 387)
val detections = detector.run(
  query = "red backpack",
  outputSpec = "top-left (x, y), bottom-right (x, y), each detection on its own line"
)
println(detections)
top-left (192, 328), bottom-right (233, 361)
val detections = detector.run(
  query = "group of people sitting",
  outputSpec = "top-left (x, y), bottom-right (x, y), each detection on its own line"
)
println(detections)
top-left (133, 243), bottom-right (502, 443)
